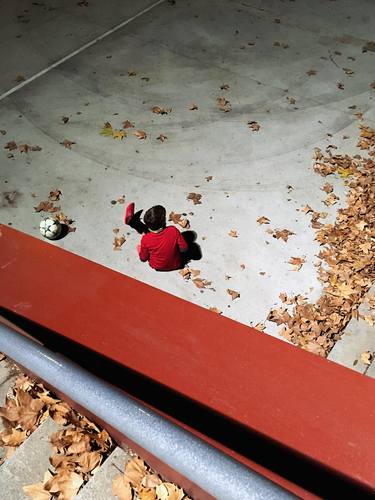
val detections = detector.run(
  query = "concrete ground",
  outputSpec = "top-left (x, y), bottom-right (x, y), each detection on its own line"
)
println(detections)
top-left (1, 1), bottom-right (374, 362)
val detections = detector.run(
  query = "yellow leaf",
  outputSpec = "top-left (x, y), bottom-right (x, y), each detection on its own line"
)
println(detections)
top-left (100, 122), bottom-right (113, 136)
top-left (155, 482), bottom-right (185, 500)
top-left (337, 166), bottom-right (352, 178)
top-left (360, 351), bottom-right (373, 365)
top-left (113, 130), bottom-right (126, 140)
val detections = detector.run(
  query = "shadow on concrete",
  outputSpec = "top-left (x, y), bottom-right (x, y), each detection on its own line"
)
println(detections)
top-left (181, 230), bottom-right (202, 265)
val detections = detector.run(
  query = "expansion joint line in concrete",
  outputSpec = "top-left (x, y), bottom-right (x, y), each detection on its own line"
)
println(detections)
top-left (0, 0), bottom-right (166, 103)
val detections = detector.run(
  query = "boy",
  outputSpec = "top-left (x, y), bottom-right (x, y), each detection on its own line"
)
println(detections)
top-left (125, 203), bottom-right (188, 271)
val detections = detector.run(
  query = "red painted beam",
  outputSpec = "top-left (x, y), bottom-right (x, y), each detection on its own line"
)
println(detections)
top-left (1, 224), bottom-right (375, 495)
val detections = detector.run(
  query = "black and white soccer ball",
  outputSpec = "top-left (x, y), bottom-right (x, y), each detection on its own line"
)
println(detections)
top-left (39, 218), bottom-right (62, 240)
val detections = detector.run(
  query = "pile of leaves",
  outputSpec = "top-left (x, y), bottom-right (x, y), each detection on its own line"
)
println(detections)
top-left (112, 456), bottom-right (190, 500)
top-left (34, 189), bottom-right (76, 233)
top-left (267, 124), bottom-right (375, 356)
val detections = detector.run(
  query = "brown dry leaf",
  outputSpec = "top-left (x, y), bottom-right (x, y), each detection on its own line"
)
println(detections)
top-left (321, 183), bottom-right (333, 194)
top-left (139, 489), bottom-right (157, 500)
top-left (124, 457), bottom-right (147, 489)
top-left (168, 212), bottom-right (189, 229)
top-left (324, 192), bottom-right (339, 206)
top-left (371, 81), bottom-right (375, 90)
top-left (193, 278), bottom-right (211, 289)
top-left (254, 323), bottom-right (265, 332)
top-left (288, 256), bottom-right (306, 271)
top-left (240, 263), bottom-right (246, 270)
top-left (179, 268), bottom-right (191, 280)
top-left (0, 428), bottom-right (27, 446)
top-left (151, 106), bottom-right (171, 115)
top-left (227, 289), bottom-right (240, 300)
top-left (343, 67), bottom-right (354, 76)
top-left (15, 74), bottom-right (26, 82)
top-left (34, 201), bottom-right (60, 213)
top-left (306, 69), bottom-right (317, 76)
top-left (4, 141), bottom-right (17, 151)
top-left (157, 134), bottom-right (168, 142)
top-left (216, 96), bottom-right (231, 112)
top-left (337, 82), bottom-right (345, 90)
top-left (113, 235), bottom-right (126, 250)
top-left (187, 192), bottom-right (202, 205)
top-left (48, 189), bottom-right (62, 201)
top-left (209, 307), bottom-right (222, 314)
top-left (117, 196), bottom-right (125, 204)
top-left (31, 145), bottom-right (42, 152)
top-left (142, 474), bottom-right (162, 488)
top-left (48, 470), bottom-right (84, 499)
top-left (23, 482), bottom-right (51, 500)
top-left (287, 96), bottom-right (296, 104)
top-left (228, 229), bottom-right (238, 238)
top-left (133, 130), bottom-right (147, 140)
top-left (257, 216), bottom-right (270, 225)
top-left (189, 103), bottom-right (198, 110)
top-left (273, 229), bottom-right (295, 242)
top-left (122, 120), bottom-right (134, 129)
top-left (128, 69), bottom-right (137, 76)
top-left (19, 144), bottom-right (29, 153)
top-left (15, 390), bottom-right (45, 431)
top-left (60, 139), bottom-right (76, 149)
top-left (155, 482), bottom-right (185, 500)
top-left (220, 83), bottom-right (230, 90)
top-left (304, 342), bottom-right (325, 357)
top-left (62, 116), bottom-right (69, 124)
top-left (248, 121), bottom-right (260, 132)
top-left (360, 351), bottom-right (373, 365)
top-left (205, 175), bottom-right (213, 182)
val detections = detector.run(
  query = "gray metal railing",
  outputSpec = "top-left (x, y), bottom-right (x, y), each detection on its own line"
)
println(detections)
top-left (0, 322), bottom-right (294, 499)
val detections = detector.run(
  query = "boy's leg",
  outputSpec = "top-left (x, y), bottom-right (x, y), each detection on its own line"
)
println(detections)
top-left (124, 202), bottom-right (135, 224)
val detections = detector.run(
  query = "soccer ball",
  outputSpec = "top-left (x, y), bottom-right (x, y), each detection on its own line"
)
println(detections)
top-left (39, 218), bottom-right (62, 240)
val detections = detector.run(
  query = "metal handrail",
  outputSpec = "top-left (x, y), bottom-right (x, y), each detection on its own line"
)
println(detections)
top-left (0, 322), bottom-right (293, 499)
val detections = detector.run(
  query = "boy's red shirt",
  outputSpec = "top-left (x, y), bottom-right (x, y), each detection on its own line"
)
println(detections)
top-left (139, 226), bottom-right (188, 271)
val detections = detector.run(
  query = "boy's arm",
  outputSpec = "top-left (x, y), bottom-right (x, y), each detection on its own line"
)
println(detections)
top-left (177, 230), bottom-right (188, 252)
top-left (138, 239), bottom-right (150, 262)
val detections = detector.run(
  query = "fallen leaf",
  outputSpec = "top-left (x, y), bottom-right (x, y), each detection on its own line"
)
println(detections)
top-left (134, 130), bottom-right (147, 140)
top-left (0, 130), bottom-right (6, 135)
top-left (254, 323), bottom-right (265, 331)
top-left (193, 278), bottom-right (211, 289)
top-left (324, 192), bottom-right (339, 206)
top-left (343, 67), bottom-right (354, 76)
top-left (113, 130), bottom-right (126, 140)
top-left (240, 263), bottom-right (245, 270)
top-left (227, 289), bottom-right (240, 300)
top-left (19, 144), bottom-right (29, 153)
top-left (34, 201), bottom-right (60, 213)
top-left (31, 145), bottom-right (42, 151)
top-left (360, 351), bottom-right (373, 365)
top-left (4, 141), bottom-right (17, 151)
top-left (209, 307), bottom-right (222, 314)
top-left (100, 122), bottom-right (113, 136)
top-left (0, 428), bottom-right (27, 447)
top-left (187, 192), bottom-right (202, 205)
top-left (142, 474), bottom-right (162, 488)
top-left (122, 120), bottom-right (134, 128)
top-left (217, 96), bottom-right (231, 112)
top-left (306, 69), bottom-right (317, 76)
top-left (168, 212), bottom-right (189, 229)
top-left (62, 117), bottom-right (69, 124)
top-left (337, 82), bottom-right (344, 90)
top-left (155, 482), bottom-right (184, 500)
top-left (205, 175), bottom-right (213, 181)
top-left (220, 83), bottom-right (230, 90)
top-left (273, 229), bottom-right (295, 242)
top-left (113, 235), bottom-right (126, 250)
top-left (124, 457), bottom-right (147, 489)
top-left (23, 482), bottom-right (51, 500)
top-left (48, 189), bottom-right (62, 201)
top-left (128, 69), bottom-right (137, 76)
top-left (257, 216), bottom-right (270, 225)
top-left (157, 134), bottom-right (168, 142)
top-left (321, 183), bottom-right (333, 193)
top-left (15, 74), bottom-right (26, 82)
top-left (288, 256), bottom-right (306, 271)
top-left (179, 268), bottom-right (191, 279)
top-left (247, 121), bottom-right (260, 132)
top-left (189, 103), bottom-right (198, 111)
top-left (228, 229), bottom-right (238, 238)
top-left (60, 139), bottom-right (76, 149)
top-left (151, 106), bottom-right (171, 115)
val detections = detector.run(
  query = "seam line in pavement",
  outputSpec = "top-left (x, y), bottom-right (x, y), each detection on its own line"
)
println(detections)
top-left (0, 0), bottom-right (166, 102)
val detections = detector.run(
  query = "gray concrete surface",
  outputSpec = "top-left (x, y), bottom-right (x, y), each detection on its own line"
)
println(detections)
top-left (0, 417), bottom-right (59, 499)
top-left (1, 0), bottom-right (374, 344)
top-left (76, 446), bottom-right (131, 500)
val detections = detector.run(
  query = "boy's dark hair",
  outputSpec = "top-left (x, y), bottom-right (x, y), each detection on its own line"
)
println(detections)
top-left (143, 205), bottom-right (166, 231)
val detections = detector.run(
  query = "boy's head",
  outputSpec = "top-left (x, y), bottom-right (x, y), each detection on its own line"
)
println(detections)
top-left (143, 205), bottom-right (166, 231)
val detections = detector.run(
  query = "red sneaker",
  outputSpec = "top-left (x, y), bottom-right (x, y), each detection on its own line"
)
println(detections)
top-left (124, 202), bottom-right (135, 224)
